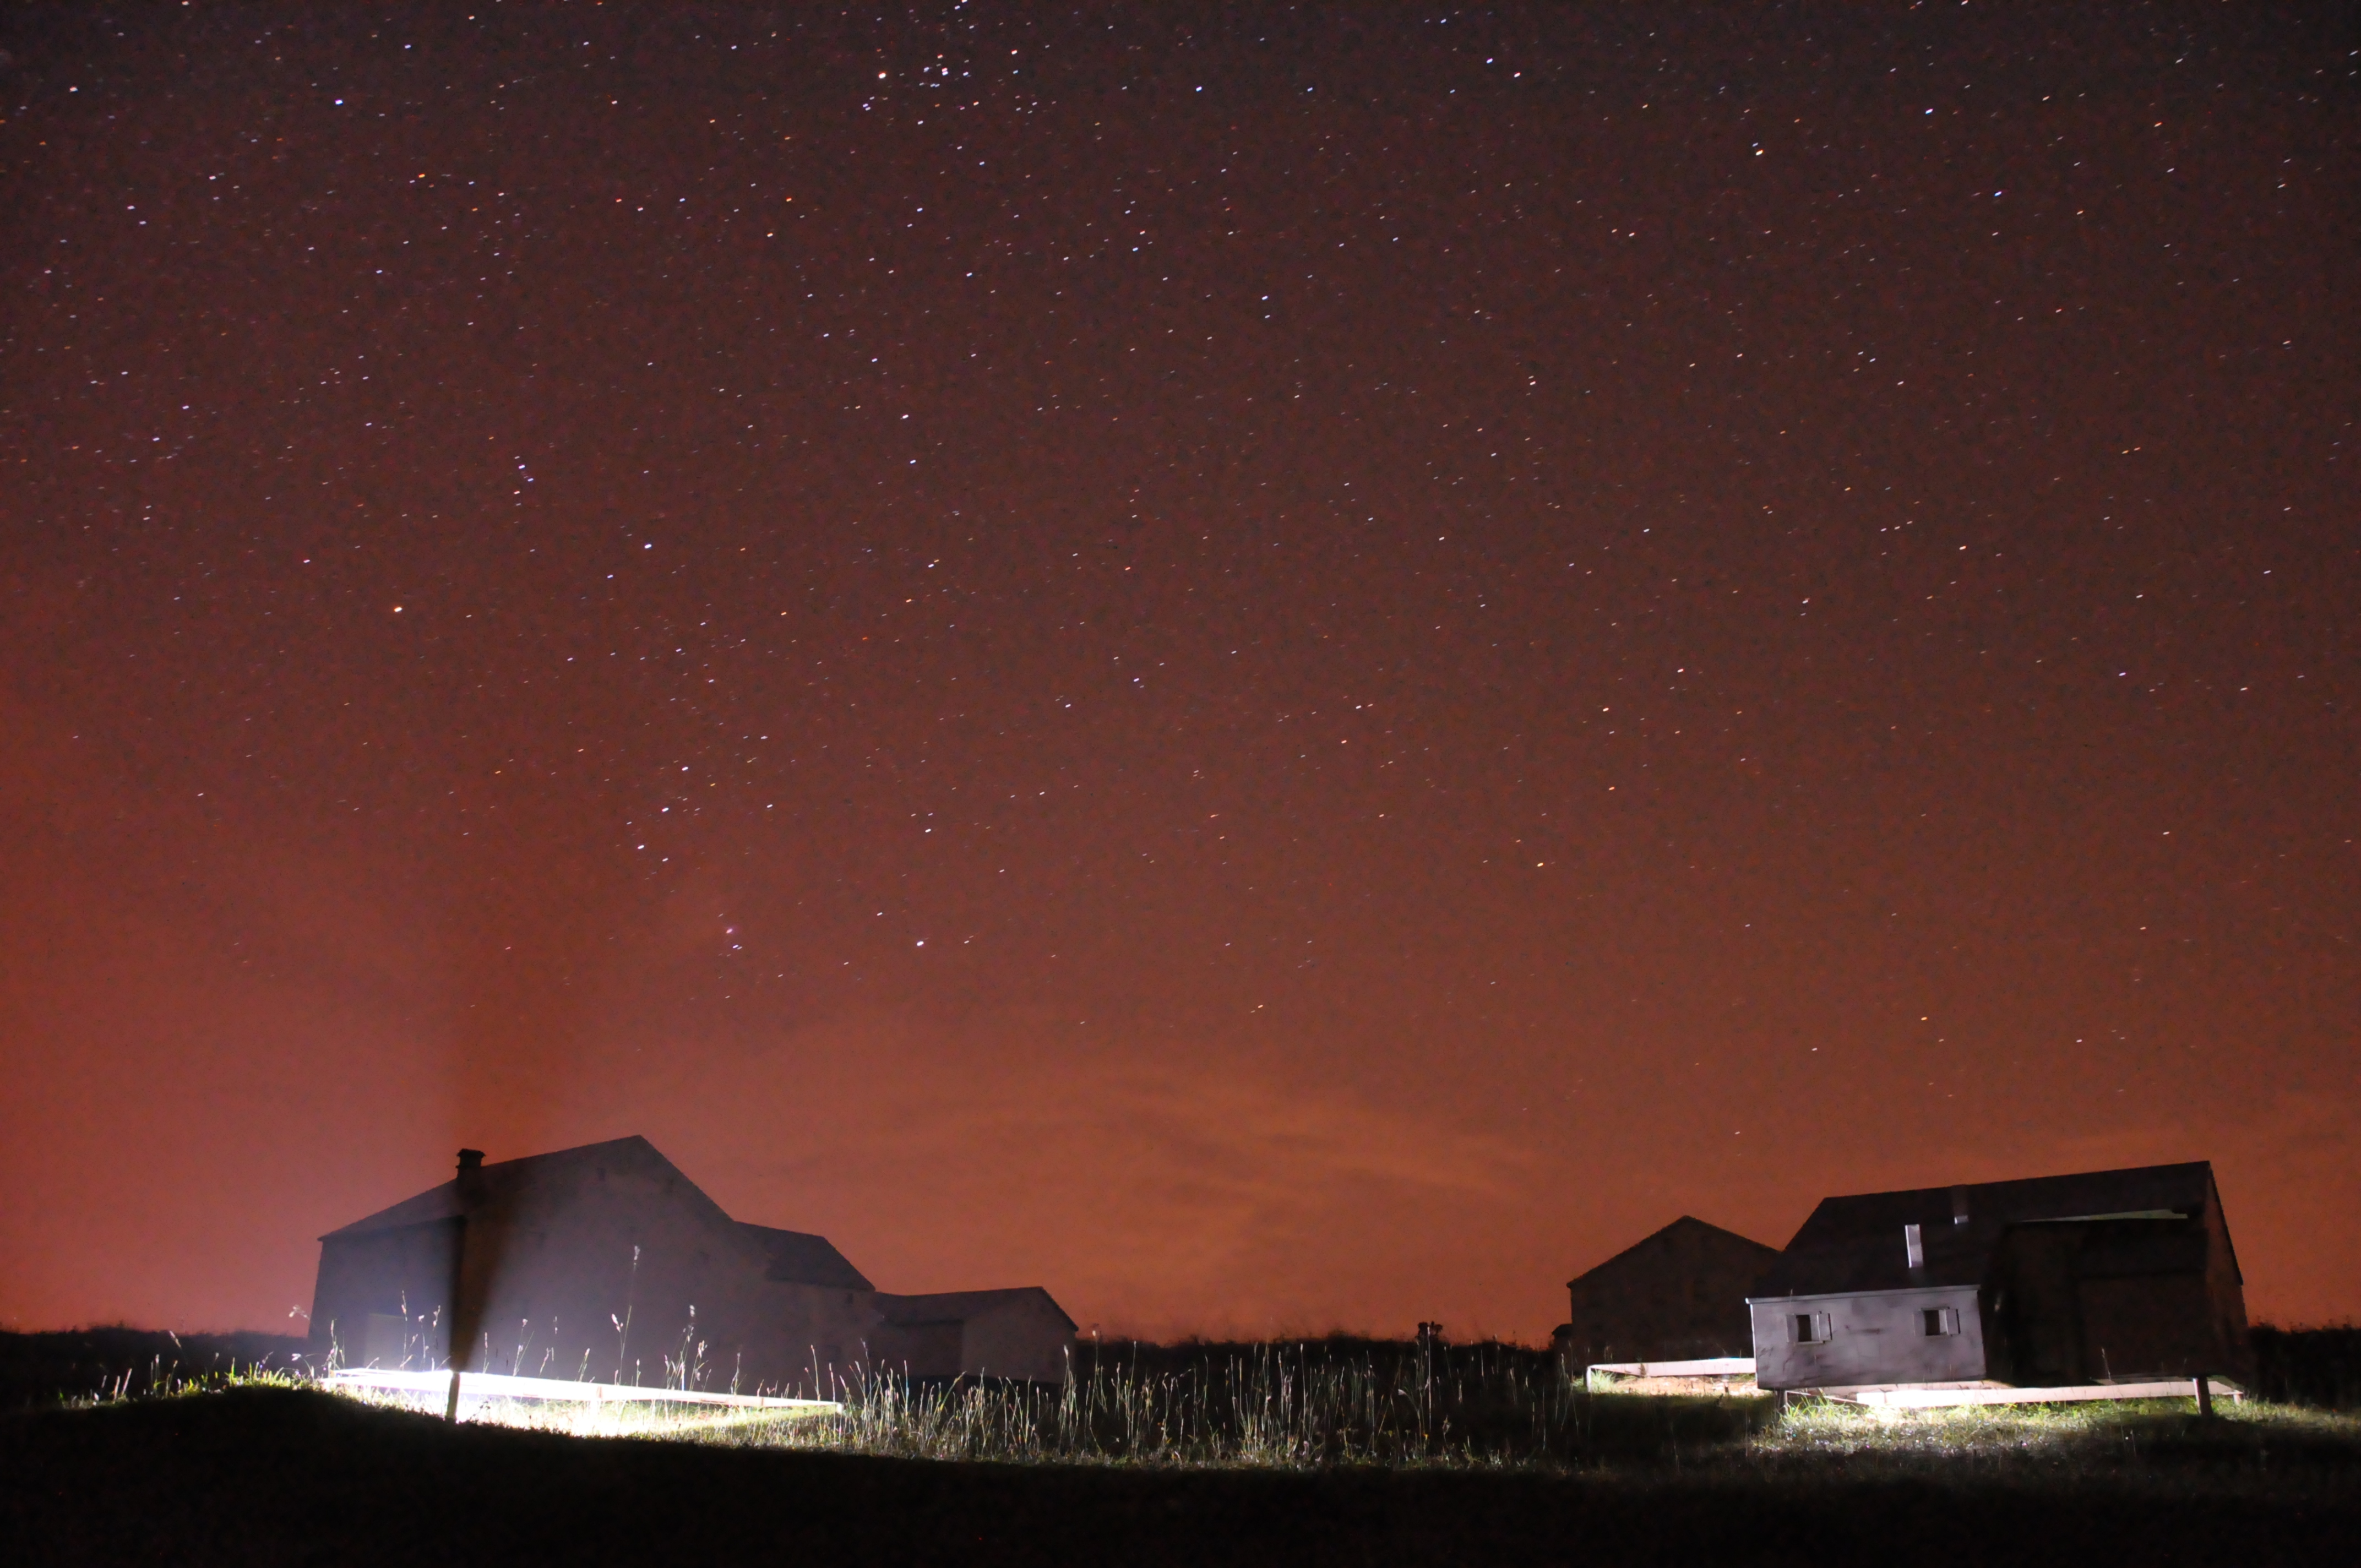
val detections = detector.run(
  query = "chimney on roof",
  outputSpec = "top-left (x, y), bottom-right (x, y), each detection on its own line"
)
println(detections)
top-left (456, 1148), bottom-right (486, 1199)
top-left (1951, 1185), bottom-right (1971, 1226)
top-left (1904, 1222), bottom-right (1924, 1269)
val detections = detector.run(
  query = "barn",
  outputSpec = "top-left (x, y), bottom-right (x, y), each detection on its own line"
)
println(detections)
top-left (1747, 1161), bottom-right (2251, 1393)
top-left (1552, 1216), bottom-right (1782, 1370)
top-left (308, 1137), bottom-right (1076, 1393)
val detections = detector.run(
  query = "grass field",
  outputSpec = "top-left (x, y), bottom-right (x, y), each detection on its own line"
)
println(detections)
top-left (4, 1329), bottom-right (2358, 1565)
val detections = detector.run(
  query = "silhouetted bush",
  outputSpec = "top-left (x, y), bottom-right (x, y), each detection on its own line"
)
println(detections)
top-left (2251, 1325), bottom-right (2361, 1411)
top-left (0, 1327), bottom-right (311, 1413)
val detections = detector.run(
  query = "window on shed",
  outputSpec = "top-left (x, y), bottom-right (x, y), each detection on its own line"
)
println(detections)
top-left (1920, 1306), bottom-right (1961, 1337)
top-left (1793, 1311), bottom-right (1832, 1344)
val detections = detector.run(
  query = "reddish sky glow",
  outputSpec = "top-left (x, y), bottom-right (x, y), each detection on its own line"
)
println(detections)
top-left (2, 6), bottom-right (2354, 1343)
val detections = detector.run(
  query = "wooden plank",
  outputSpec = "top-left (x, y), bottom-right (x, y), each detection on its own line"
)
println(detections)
top-left (325, 1368), bottom-right (840, 1413)
top-left (1838, 1378), bottom-right (2239, 1409)
top-left (1586, 1357), bottom-right (1756, 1379)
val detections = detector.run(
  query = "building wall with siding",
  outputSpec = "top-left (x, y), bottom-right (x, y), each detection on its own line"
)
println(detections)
top-left (310, 1139), bottom-right (1075, 1397)
top-left (1558, 1217), bottom-right (1780, 1369)
top-left (960, 1293), bottom-right (1075, 1383)
top-left (1751, 1286), bottom-right (1987, 1391)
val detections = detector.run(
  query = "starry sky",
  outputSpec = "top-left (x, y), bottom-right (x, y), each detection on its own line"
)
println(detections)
top-left (2, 4), bottom-right (2354, 1344)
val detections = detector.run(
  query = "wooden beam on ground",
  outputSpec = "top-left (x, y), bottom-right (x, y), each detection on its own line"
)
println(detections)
top-left (325, 1368), bottom-right (841, 1414)
top-left (1830, 1378), bottom-right (2240, 1409)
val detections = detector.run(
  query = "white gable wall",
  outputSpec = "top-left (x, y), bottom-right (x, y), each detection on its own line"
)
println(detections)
top-left (1751, 1286), bottom-right (1987, 1391)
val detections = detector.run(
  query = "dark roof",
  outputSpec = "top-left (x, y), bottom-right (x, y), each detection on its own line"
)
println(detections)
top-left (1751, 1161), bottom-right (2220, 1300)
top-left (320, 1135), bottom-right (682, 1239)
top-left (319, 1139), bottom-right (868, 1292)
top-left (1567, 1215), bottom-right (1780, 1291)
top-left (739, 1223), bottom-right (873, 1291)
top-left (875, 1287), bottom-right (1078, 1331)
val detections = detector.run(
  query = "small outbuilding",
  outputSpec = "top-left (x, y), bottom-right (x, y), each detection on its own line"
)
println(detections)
top-left (1552, 1216), bottom-right (1782, 1370)
top-left (871, 1288), bottom-right (1078, 1386)
top-left (308, 1136), bottom-right (1076, 1394)
top-left (1748, 1161), bottom-right (2251, 1393)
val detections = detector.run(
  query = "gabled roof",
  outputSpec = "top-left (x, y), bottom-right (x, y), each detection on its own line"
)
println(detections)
top-left (319, 1138), bottom-right (866, 1289)
top-left (875, 1287), bottom-right (1078, 1331)
top-left (1751, 1161), bottom-right (2219, 1299)
top-left (320, 1135), bottom-right (689, 1239)
top-left (740, 1223), bottom-right (873, 1291)
top-left (1567, 1215), bottom-right (1780, 1291)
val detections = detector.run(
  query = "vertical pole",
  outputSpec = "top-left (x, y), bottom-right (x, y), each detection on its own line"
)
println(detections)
top-left (445, 1369), bottom-right (463, 1423)
top-left (2193, 1373), bottom-right (2214, 1418)
top-left (1415, 1322), bottom-right (1439, 1452)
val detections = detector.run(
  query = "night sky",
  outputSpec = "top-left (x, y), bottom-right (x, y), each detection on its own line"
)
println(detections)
top-left (3, 5), bottom-right (2354, 1346)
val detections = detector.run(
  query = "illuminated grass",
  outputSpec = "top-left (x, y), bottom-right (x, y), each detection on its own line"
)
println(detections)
top-left (1722, 1391), bottom-right (2361, 1495)
top-left (30, 1328), bottom-right (2361, 1480)
top-left (289, 1338), bottom-right (1767, 1467)
top-left (716, 1356), bottom-right (2361, 1477)
top-left (74, 1365), bottom-right (2361, 1483)
top-left (695, 1342), bottom-right (1776, 1468)
top-left (59, 1364), bottom-right (315, 1412)
top-left (1761, 1393), bottom-right (2282, 1456)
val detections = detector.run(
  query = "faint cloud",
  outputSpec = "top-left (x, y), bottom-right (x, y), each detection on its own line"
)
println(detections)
top-left (581, 1007), bottom-right (1536, 1338)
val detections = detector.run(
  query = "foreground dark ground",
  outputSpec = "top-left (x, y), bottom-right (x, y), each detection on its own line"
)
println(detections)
top-left (6, 1329), bottom-right (2359, 1565)
top-left (6, 1384), bottom-right (2361, 1567)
